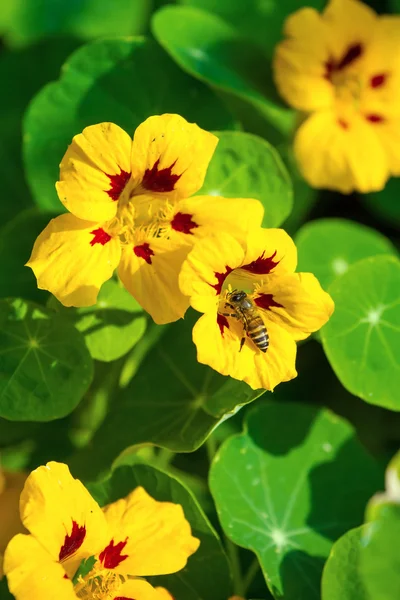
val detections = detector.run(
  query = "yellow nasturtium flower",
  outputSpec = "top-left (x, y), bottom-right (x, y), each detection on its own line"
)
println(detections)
top-left (273, 0), bottom-right (400, 193)
top-left (27, 114), bottom-right (263, 324)
top-left (179, 229), bottom-right (334, 390)
top-left (4, 462), bottom-right (199, 600)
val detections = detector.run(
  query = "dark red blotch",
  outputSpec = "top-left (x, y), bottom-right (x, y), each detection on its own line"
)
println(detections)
top-left (366, 114), bottom-right (384, 123)
top-left (217, 314), bottom-right (229, 336)
top-left (210, 266), bottom-right (233, 295)
top-left (142, 159), bottom-right (181, 193)
top-left (134, 243), bottom-right (154, 264)
top-left (59, 521), bottom-right (86, 562)
top-left (254, 294), bottom-right (284, 311)
top-left (171, 212), bottom-right (198, 234)
top-left (370, 73), bottom-right (387, 88)
top-left (99, 539), bottom-right (128, 569)
top-left (90, 228), bottom-right (112, 246)
top-left (242, 250), bottom-right (279, 275)
top-left (325, 43), bottom-right (363, 79)
top-left (106, 169), bottom-right (130, 201)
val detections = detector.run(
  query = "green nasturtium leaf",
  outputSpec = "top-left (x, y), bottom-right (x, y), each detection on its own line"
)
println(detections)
top-left (360, 504), bottom-right (400, 600)
top-left (209, 401), bottom-right (382, 600)
top-left (0, 298), bottom-right (93, 421)
top-left (2, 0), bottom-right (151, 47)
top-left (295, 219), bottom-right (396, 290)
top-left (199, 131), bottom-right (293, 228)
top-left (87, 463), bottom-right (233, 600)
top-left (0, 209), bottom-right (56, 304)
top-left (177, 0), bottom-right (325, 60)
top-left (71, 311), bottom-right (263, 480)
top-left (363, 177), bottom-right (400, 228)
top-left (321, 255), bottom-right (400, 411)
top-left (24, 37), bottom-right (237, 212)
top-left (321, 526), bottom-right (368, 600)
top-left (50, 280), bottom-right (147, 362)
top-left (152, 6), bottom-right (294, 140)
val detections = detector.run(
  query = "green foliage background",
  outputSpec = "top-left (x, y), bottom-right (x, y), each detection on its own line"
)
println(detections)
top-left (0, 0), bottom-right (399, 599)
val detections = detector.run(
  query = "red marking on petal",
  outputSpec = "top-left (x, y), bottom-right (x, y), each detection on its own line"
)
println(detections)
top-left (106, 169), bottom-right (130, 201)
top-left (336, 43), bottom-right (363, 71)
top-left (366, 114), bottom-right (385, 123)
top-left (210, 266), bottom-right (233, 295)
top-left (114, 597), bottom-right (133, 600)
top-left (171, 212), bottom-right (198, 234)
top-left (63, 574), bottom-right (69, 579)
top-left (370, 73), bottom-right (387, 88)
top-left (324, 59), bottom-right (335, 80)
top-left (142, 159), bottom-right (181, 192)
top-left (59, 521), bottom-right (86, 562)
top-left (99, 539), bottom-right (128, 569)
top-left (254, 294), bottom-right (284, 311)
top-left (338, 119), bottom-right (349, 130)
top-left (134, 243), bottom-right (154, 265)
top-left (217, 314), bottom-right (229, 336)
top-left (242, 250), bottom-right (279, 275)
top-left (90, 227), bottom-right (112, 246)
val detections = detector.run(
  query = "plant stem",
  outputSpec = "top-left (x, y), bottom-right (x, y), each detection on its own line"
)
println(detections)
top-left (206, 434), bottom-right (217, 463)
top-left (157, 448), bottom-right (175, 469)
top-left (243, 557), bottom-right (260, 595)
top-left (225, 535), bottom-right (245, 597)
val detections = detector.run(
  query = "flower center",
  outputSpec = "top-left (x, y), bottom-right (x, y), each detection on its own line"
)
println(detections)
top-left (74, 568), bottom-right (125, 600)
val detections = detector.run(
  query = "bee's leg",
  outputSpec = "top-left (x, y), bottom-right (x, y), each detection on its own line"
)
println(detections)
top-left (239, 323), bottom-right (247, 352)
top-left (220, 312), bottom-right (237, 318)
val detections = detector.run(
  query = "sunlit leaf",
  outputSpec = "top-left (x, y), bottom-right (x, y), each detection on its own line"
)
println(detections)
top-left (24, 37), bottom-right (237, 212)
top-left (321, 255), bottom-right (400, 410)
top-left (0, 298), bottom-right (93, 421)
top-left (210, 401), bottom-right (382, 600)
top-left (87, 463), bottom-right (233, 600)
top-left (199, 131), bottom-right (293, 228)
top-left (296, 219), bottom-right (395, 290)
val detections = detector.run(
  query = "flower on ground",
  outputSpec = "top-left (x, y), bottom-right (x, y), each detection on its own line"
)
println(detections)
top-left (0, 468), bottom-right (27, 578)
top-left (273, 0), bottom-right (400, 193)
top-left (4, 462), bottom-right (199, 600)
top-left (27, 114), bottom-right (263, 324)
top-left (179, 229), bottom-right (334, 390)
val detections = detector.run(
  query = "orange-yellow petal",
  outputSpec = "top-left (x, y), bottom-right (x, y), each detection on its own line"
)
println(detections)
top-left (118, 235), bottom-right (190, 325)
top-left (26, 213), bottom-right (121, 307)
top-left (192, 311), bottom-right (297, 391)
top-left (369, 117), bottom-right (400, 177)
top-left (294, 110), bottom-right (389, 193)
top-left (169, 195), bottom-right (264, 242)
top-left (56, 123), bottom-right (132, 222)
top-left (4, 534), bottom-right (76, 600)
top-left (238, 228), bottom-right (297, 281)
top-left (155, 588), bottom-right (175, 600)
top-left (131, 114), bottom-right (218, 200)
top-left (99, 486), bottom-right (199, 577)
top-left (253, 273), bottom-right (334, 342)
top-left (0, 471), bottom-right (26, 555)
top-left (19, 462), bottom-right (108, 577)
top-left (113, 579), bottom-right (162, 600)
top-left (273, 7), bottom-right (334, 111)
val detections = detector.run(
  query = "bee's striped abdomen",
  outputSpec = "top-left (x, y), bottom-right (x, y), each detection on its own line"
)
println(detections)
top-left (248, 315), bottom-right (269, 353)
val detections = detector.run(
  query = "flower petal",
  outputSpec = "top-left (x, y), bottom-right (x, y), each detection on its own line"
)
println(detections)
top-left (179, 232), bottom-right (246, 314)
top-left (273, 8), bottom-right (334, 111)
top-left (99, 486), bottom-right (199, 576)
top-left (155, 588), bottom-right (175, 600)
top-left (118, 236), bottom-right (190, 325)
top-left (170, 196), bottom-right (264, 241)
top-left (19, 462), bottom-right (107, 577)
top-left (4, 534), bottom-right (76, 600)
top-left (294, 110), bottom-right (389, 193)
top-left (0, 471), bottom-right (26, 555)
top-left (192, 312), bottom-right (297, 391)
top-left (27, 214), bottom-right (121, 307)
top-left (369, 117), bottom-right (400, 177)
top-left (254, 273), bottom-right (334, 341)
top-left (131, 114), bottom-right (218, 200)
top-left (56, 123), bottom-right (132, 222)
top-left (323, 0), bottom-right (377, 59)
top-left (113, 579), bottom-right (162, 600)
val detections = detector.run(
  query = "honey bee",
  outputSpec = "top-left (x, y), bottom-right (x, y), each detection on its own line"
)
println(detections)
top-left (221, 289), bottom-right (269, 353)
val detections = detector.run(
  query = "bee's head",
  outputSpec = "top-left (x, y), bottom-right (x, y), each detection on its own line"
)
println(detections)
top-left (228, 290), bottom-right (246, 303)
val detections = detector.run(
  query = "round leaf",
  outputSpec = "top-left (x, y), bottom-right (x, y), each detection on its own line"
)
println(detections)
top-left (321, 526), bottom-right (368, 600)
top-left (0, 298), bottom-right (93, 421)
top-left (24, 37), bottom-right (236, 212)
top-left (210, 401), bottom-right (382, 600)
top-left (70, 310), bottom-right (263, 480)
top-left (321, 255), bottom-right (400, 410)
top-left (87, 463), bottom-right (233, 600)
top-left (152, 6), bottom-right (294, 139)
top-left (296, 219), bottom-right (396, 290)
top-left (199, 131), bottom-right (293, 228)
